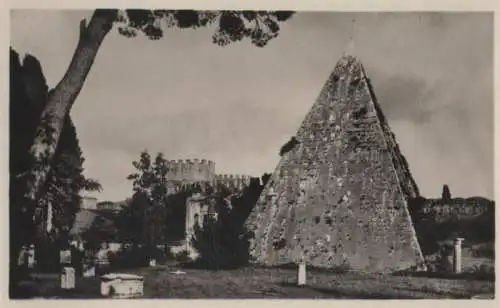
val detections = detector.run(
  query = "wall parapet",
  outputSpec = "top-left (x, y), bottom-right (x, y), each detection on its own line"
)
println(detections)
top-left (166, 158), bottom-right (216, 182)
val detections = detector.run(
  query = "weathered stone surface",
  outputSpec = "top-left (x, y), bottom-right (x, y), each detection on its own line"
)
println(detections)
top-left (246, 55), bottom-right (426, 273)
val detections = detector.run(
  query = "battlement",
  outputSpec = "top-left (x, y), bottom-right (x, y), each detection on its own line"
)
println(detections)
top-left (214, 174), bottom-right (251, 181)
top-left (166, 158), bottom-right (216, 182)
top-left (166, 174), bottom-right (256, 195)
top-left (164, 158), bottom-right (256, 192)
top-left (213, 174), bottom-right (253, 188)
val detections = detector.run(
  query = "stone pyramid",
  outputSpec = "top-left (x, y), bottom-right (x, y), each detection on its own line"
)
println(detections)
top-left (246, 55), bottom-right (426, 273)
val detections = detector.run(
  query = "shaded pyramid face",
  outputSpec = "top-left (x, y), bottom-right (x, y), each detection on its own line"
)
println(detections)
top-left (246, 55), bottom-right (426, 273)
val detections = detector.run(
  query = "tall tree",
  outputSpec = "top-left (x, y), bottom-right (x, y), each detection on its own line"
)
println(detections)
top-left (10, 49), bottom-right (101, 280)
top-left (191, 187), bottom-right (251, 269)
top-left (442, 184), bottom-right (451, 202)
top-left (19, 11), bottom-right (294, 254)
top-left (126, 150), bottom-right (170, 249)
top-left (116, 192), bottom-right (150, 245)
top-left (190, 179), bottom-right (264, 269)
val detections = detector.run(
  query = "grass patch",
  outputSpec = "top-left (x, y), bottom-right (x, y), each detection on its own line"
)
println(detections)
top-left (14, 265), bottom-right (495, 299)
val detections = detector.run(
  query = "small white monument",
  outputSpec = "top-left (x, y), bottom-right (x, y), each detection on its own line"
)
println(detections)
top-left (453, 237), bottom-right (465, 274)
top-left (100, 273), bottom-right (144, 298)
top-left (60, 249), bottom-right (71, 264)
top-left (149, 258), bottom-right (156, 267)
top-left (61, 267), bottom-right (76, 290)
top-left (17, 246), bottom-right (27, 266)
top-left (27, 245), bottom-right (35, 269)
top-left (297, 255), bottom-right (307, 286)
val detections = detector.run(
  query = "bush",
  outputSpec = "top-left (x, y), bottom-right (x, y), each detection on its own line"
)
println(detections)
top-left (190, 213), bottom-right (251, 270)
top-left (108, 246), bottom-right (151, 270)
top-left (174, 250), bottom-right (191, 263)
top-left (465, 263), bottom-right (495, 280)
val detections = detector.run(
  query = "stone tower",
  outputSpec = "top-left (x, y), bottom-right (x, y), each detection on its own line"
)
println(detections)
top-left (246, 55), bottom-right (426, 273)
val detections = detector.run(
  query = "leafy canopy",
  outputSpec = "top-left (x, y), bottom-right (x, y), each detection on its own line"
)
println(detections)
top-left (114, 10), bottom-right (295, 47)
top-left (125, 150), bottom-right (170, 247)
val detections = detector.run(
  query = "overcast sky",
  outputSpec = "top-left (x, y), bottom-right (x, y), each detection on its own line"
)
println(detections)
top-left (10, 10), bottom-right (493, 201)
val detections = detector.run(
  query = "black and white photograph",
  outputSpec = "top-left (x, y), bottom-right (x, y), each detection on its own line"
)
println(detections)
top-left (7, 7), bottom-right (495, 300)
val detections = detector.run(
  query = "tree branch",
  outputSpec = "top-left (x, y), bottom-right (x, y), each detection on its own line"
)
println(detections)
top-left (79, 18), bottom-right (88, 41)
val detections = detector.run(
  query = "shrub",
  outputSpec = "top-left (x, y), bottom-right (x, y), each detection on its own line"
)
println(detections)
top-left (467, 263), bottom-right (495, 280)
top-left (190, 212), bottom-right (251, 270)
top-left (279, 137), bottom-right (300, 156)
top-left (174, 250), bottom-right (191, 263)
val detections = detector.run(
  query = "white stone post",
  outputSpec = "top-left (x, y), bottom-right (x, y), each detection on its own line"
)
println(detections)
top-left (149, 258), bottom-right (156, 267)
top-left (297, 256), bottom-right (307, 286)
top-left (453, 237), bottom-right (464, 274)
top-left (61, 267), bottom-right (75, 290)
top-left (27, 245), bottom-right (35, 269)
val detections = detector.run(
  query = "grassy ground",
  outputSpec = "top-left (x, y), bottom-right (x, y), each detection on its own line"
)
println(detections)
top-left (17, 265), bottom-right (495, 299)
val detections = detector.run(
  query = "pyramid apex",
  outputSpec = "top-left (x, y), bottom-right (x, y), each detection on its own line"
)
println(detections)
top-left (339, 53), bottom-right (362, 65)
top-left (334, 54), bottom-right (365, 78)
top-left (341, 52), bottom-right (357, 60)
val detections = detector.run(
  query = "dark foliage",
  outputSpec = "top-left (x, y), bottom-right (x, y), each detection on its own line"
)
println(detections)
top-left (261, 173), bottom-right (272, 187)
top-left (408, 196), bottom-right (428, 224)
top-left (410, 195), bottom-right (495, 257)
top-left (9, 48), bottom-right (100, 275)
top-left (115, 192), bottom-right (151, 245)
top-left (125, 150), bottom-right (169, 249)
top-left (442, 184), bottom-right (452, 201)
top-left (115, 10), bottom-right (295, 47)
top-left (108, 245), bottom-right (171, 270)
top-left (415, 214), bottom-right (495, 256)
top-left (164, 190), bottom-right (192, 242)
top-left (190, 214), bottom-right (252, 270)
top-left (189, 179), bottom-right (263, 270)
top-left (279, 136), bottom-right (300, 156)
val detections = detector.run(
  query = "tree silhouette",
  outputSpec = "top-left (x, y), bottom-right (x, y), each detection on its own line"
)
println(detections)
top-left (191, 188), bottom-right (251, 269)
top-left (126, 150), bottom-right (170, 251)
top-left (442, 184), bottom-right (451, 202)
top-left (10, 48), bottom-right (100, 292)
top-left (189, 177), bottom-right (266, 269)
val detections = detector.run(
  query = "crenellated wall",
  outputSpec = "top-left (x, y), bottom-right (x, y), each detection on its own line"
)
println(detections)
top-left (213, 174), bottom-right (253, 190)
top-left (166, 159), bottom-right (216, 182)
top-left (163, 157), bottom-right (254, 194)
top-left (166, 174), bottom-right (254, 195)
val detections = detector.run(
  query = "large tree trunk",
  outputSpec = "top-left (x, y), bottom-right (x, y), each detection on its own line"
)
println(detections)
top-left (11, 10), bottom-right (116, 293)
top-left (23, 9), bottom-right (115, 212)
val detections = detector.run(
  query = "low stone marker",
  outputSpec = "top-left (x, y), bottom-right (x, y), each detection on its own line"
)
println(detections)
top-left (453, 237), bottom-right (464, 274)
top-left (297, 258), bottom-right (306, 286)
top-left (100, 273), bottom-right (144, 298)
top-left (27, 245), bottom-right (36, 269)
top-left (61, 267), bottom-right (76, 290)
top-left (149, 258), bottom-right (156, 267)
